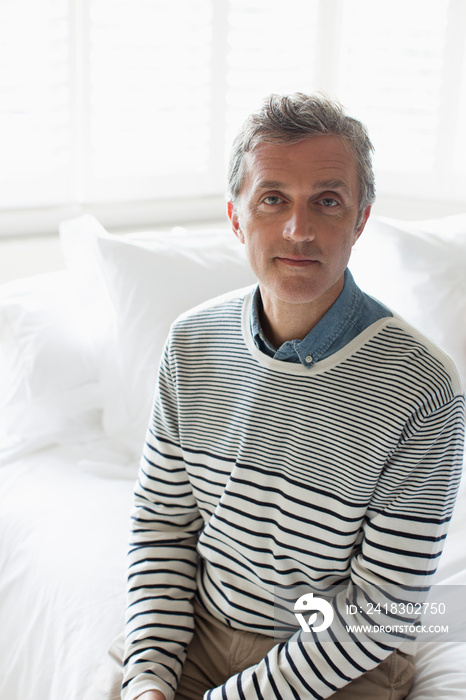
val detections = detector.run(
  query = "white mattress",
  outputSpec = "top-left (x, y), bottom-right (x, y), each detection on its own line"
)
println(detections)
top-left (0, 441), bottom-right (465, 700)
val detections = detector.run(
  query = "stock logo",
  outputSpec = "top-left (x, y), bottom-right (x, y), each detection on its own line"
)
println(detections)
top-left (294, 592), bottom-right (334, 633)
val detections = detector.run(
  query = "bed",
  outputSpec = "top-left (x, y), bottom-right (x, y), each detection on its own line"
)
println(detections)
top-left (0, 213), bottom-right (465, 700)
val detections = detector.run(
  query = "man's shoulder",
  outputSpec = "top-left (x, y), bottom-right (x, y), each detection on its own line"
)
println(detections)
top-left (172, 284), bottom-right (255, 330)
top-left (373, 313), bottom-right (464, 398)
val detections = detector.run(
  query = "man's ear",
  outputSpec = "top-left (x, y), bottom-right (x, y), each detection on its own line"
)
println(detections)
top-left (227, 201), bottom-right (244, 244)
top-left (353, 204), bottom-right (371, 245)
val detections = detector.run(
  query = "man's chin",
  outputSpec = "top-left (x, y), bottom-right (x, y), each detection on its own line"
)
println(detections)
top-left (264, 283), bottom-right (329, 307)
top-left (260, 273), bottom-right (344, 310)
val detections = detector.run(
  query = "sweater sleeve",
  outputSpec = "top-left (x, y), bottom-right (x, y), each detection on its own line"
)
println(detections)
top-left (122, 340), bottom-right (204, 700)
top-left (205, 393), bottom-right (465, 700)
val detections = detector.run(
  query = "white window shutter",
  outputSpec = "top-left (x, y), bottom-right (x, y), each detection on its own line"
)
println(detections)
top-left (224, 0), bottom-right (320, 149)
top-left (85, 0), bottom-right (215, 202)
top-left (0, 0), bottom-right (72, 208)
top-left (336, 0), bottom-right (449, 171)
top-left (334, 0), bottom-right (465, 200)
top-left (0, 0), bottom-right (465, 226)
top-left (452, 1), bottom-right (466, 178)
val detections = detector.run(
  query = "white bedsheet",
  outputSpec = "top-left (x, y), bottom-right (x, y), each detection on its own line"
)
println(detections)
top-left (0, 441), bottom-right (465, 700)
top-left (0, 440), bottom-right (134, 700)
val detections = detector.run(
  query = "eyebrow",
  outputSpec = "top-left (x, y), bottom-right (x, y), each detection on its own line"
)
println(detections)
top-left (255, 180), bottom-right (287, 191)
top-left (255, 178), bottom-right (352, 196)
top-left (313, 179), bottom-right (352, 196)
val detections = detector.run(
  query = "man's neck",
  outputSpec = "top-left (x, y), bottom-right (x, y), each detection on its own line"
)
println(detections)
top-left (259, 281), bottom-right (344, 349)
top-left (259, 303), bottom-right (322, 349)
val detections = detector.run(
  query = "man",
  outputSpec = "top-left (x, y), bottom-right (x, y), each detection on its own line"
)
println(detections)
top-left (92, 94), bottom-right (465, 700)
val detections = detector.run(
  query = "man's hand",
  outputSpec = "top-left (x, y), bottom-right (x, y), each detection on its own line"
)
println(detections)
top-left (136, 691), bottom-right (166, 700)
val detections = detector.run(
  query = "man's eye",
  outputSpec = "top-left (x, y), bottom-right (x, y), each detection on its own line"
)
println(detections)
top-left (262, 195), bottom-right (283, 205)
top-left (320, 197), bottom-right (339, 207)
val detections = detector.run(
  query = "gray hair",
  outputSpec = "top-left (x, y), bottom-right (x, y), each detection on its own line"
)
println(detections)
top-left (227, 92), bottom-right (376, 225)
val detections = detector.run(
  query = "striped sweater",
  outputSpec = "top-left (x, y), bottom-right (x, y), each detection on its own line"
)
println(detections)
top-left (123, 286), bottom-right (465, 700)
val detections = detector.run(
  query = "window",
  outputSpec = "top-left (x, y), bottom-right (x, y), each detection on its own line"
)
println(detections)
top-left (334, 0), bottom-right (466, 203)
top-left (1, 0), bottom-right (465, 235)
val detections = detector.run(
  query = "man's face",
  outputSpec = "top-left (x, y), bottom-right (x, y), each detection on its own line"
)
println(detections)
top-left (228, 135), bottom-right (370, 317)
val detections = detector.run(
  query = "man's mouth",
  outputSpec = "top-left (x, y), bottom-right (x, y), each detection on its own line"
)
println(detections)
top-left (276, 256), bottom-right (319, 267)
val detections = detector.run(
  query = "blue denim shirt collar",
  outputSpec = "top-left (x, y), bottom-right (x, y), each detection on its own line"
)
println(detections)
top-left (251, 268), bottom-right (377, 367)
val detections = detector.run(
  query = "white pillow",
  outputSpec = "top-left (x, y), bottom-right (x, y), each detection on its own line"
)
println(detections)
top-left (350, 215), bottom-right (466, 387)
top-left (59, 216), bottom-right (257, 458)
top-left (0, 271), bottom-right (102, 463)
top-left (59, 212), bottom-right (466, 459)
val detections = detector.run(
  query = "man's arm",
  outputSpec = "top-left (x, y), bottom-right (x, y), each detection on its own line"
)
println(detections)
top-left (122, 340), bottom-right (204, 700)
top-left (205, 393), bottom-right (465, 699)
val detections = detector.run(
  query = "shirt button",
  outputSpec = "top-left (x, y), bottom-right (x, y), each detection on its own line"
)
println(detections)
top-left (305, 353), bottom-right (313, 363)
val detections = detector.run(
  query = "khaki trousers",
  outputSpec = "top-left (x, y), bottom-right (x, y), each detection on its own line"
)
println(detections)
top-left (85, 599), bottom-right (415, 700)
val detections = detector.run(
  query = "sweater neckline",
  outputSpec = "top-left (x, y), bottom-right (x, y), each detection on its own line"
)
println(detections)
top-left (241, 289), bottom-right (394, 377)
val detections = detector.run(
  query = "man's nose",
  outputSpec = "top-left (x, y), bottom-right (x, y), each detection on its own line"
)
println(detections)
top-left (282, 205), bottom-right (315, 242)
